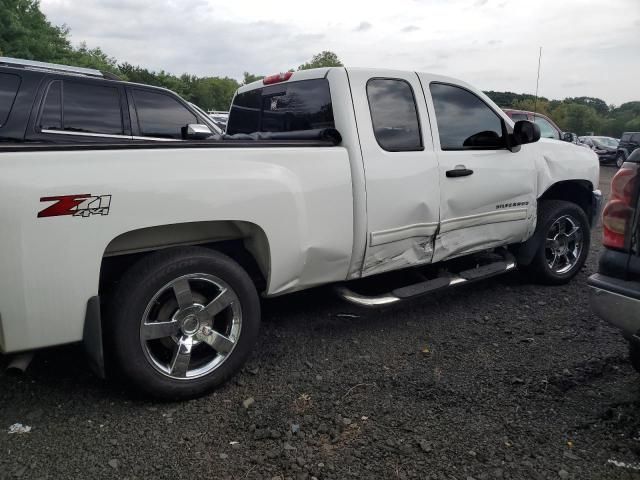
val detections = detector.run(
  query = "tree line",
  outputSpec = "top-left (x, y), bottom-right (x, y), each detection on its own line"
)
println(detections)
top-left (1, 0), bottom-right (638, 136)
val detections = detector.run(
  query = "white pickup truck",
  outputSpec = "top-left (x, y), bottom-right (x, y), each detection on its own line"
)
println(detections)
top-left (0, 58), bottom-right (600, 398)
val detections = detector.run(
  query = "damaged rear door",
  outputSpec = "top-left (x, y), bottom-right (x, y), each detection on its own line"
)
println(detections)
top-left (346, 69), bottom-right (440, 276)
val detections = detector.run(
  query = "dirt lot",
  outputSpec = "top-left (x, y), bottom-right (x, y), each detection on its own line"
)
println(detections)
top-left (1, 166), bottom-right (638, 480)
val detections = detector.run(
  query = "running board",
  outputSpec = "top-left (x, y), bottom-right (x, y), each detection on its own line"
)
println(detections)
top-left (335, 252), bottom-right (517, 307)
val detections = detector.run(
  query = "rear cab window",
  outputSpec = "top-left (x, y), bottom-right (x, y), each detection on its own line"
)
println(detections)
top-left (0, 73), bottom-right (21, 127)
top-left (227, 79), bottom-right (334, 134)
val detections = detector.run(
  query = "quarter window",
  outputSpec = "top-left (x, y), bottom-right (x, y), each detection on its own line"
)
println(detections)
top-left (430, 83), bottom-right (504, 150)
top-left (367, 78), bottom-right (422, 151)
top-left (133, 89), bottom-right (197, 139)
top-left (0, 73), bottom-right (21, 127)
top-left (40, 81), bottom-right (62, 130)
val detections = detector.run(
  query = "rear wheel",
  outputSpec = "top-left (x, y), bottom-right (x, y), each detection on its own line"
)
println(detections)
top-left (108, 247), bottom-right (260, 399)
top-left (523, 200), bottom-right (590, 285)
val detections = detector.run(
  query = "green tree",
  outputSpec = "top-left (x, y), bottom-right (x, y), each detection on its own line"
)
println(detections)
top-left (298, 51), bottom-right (343, 70)
top-left (0, 0), bottom-right (71, 61)
top-left (242, 72), bottom-right (263, 85)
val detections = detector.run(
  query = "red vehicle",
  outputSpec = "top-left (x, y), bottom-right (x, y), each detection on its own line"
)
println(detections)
top-left (503, 109), bottom-right (577, 143)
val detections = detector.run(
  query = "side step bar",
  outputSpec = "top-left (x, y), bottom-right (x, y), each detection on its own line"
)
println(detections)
top-left (335, 252), bottom-right (517, 307)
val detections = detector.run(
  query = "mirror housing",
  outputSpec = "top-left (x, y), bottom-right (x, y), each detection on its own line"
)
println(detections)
top-left (509, 120), bottom-right (540, 151)
top-left (182, 124), bottom-right (213, 140)
top-left (562, 132), bottom-right (575, 142)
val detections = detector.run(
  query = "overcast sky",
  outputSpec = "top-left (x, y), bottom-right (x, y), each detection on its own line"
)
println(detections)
top-left (41, 0), bottom-right (640, 105)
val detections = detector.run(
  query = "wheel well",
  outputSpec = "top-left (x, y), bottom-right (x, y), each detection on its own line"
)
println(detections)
top-left (99, 221), bottom-right (270, 299)
top-left (538, 180), bottom-right (594, 224)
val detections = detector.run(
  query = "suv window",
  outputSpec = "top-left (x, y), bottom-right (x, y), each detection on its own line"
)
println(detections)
top-left (64, 82), bottom-right (123, 135)
top-left (430, 83), bottom-right (504, 150)
top-left (0, 73), bottom-right (21, 127)
top-left (39, 80), bottom-right (124, 135)
top-left (631, 133), bottom-right (640, 143)
top-left (133, 89), bottom-right (196, 139)
top-left (534, 116), bottom-right (560, 140)
top-left (227, 79), bottom-right (334, 135)
top-left (510, 113), bottom-right (529, 121)
top-left (621, 133), bottom-right (631, 142)
top-left (367, 78), bottom-right (422, 151)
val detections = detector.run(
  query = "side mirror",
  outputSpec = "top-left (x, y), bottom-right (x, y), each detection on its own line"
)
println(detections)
top-left (510, 120), bottom-right (540, 151)
top-left (562, 132), bottom-right (574, 142)
top-left (182, 124), bottom-right (213, 140)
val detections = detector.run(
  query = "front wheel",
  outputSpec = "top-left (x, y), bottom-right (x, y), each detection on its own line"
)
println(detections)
top-left (523, 200), bottom-right (590, 285)
top-left (107, 247), bottom-right (261, 399)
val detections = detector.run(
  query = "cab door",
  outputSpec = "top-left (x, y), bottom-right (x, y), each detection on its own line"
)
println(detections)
top-left (419, 77), bottom-right (537, 262)
top-left (346, 69), bottom-right (440, 276)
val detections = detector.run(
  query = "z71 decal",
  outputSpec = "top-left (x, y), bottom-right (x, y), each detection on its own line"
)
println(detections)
top-left (38, 194), bottom-right (112, 218)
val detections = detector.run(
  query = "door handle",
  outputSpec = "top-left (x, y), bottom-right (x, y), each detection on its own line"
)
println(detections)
top-left (446, 166), bottom-right (474, 178)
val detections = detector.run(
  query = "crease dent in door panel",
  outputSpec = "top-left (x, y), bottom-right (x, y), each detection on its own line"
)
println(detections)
top-left (362, 236), bottom-right (434, 276)
top-left (433, 222), bottom-right (525, 262)
top-left (370, 222), bottom-right (438, 247)
top-left (439, 208), bottom-right (528, 234)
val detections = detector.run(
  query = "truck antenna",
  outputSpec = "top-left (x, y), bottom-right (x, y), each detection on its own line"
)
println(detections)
top-left (534, 46), bottom-right (542, 114)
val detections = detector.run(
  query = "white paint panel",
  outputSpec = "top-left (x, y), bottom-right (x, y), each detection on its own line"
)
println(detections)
top-left (0, 146), bottom-right (353, 352)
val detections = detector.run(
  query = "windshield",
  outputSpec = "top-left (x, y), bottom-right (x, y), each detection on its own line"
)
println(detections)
top-left (592, 136), bottom-right (618, 148)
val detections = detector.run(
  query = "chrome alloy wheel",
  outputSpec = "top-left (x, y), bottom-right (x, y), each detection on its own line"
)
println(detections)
top-left (140, 274), bottom-right (242, 380)
top-left (545, 215), bottom-right (583, 275)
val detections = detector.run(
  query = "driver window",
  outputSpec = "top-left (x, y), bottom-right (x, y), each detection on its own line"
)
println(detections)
top-left (430, 83), bottom-right (505, 150)
top-left (533, 116), bottom-right (560, 140)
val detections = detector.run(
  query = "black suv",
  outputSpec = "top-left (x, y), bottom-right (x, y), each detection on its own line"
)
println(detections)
top-left (589, 148), bottom-right (640, 371)
top-left (0, 57), bottom-right (219, 144)
top-left (617, 131), bottom-right (640, 168)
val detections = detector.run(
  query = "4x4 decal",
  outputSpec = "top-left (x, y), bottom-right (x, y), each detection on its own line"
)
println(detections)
top-left (38, 194), bottom-right (111, 218)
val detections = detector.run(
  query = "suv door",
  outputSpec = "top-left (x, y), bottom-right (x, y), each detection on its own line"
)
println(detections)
top-left (420, 78), bottom-right (537, 262)
top-left (346, 69), bottom-right (441, 276)
top-left (27, 78), bottom-right (131, 143)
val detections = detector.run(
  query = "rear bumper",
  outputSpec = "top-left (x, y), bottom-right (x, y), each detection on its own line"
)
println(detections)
top-left (588, 273), bottom-right (640, 336)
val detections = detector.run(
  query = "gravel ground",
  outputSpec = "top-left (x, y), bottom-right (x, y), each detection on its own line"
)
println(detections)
top-left (2, 166), bottom-right (639, 480)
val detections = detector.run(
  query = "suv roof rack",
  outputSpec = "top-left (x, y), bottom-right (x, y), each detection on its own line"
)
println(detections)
top-left (0, 57), bottom-right (105, 78)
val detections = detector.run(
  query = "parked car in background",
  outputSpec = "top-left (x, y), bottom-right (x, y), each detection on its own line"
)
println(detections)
top-left (579, 136), bottom-right (619, 164)
top-left (617, 132), bottom-right (640, 168)
top-left (503, 109), bottom-right (580, 145)
top-left (207, 110), bottom-right (229, 132)
top-left (589, 148), bottom-right (640, 372)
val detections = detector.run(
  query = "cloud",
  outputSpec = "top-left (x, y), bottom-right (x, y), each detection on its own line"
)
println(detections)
top-left (354, 21), bottom-right (372, 32)
top-left (39, 0), bottom-right (640, 104)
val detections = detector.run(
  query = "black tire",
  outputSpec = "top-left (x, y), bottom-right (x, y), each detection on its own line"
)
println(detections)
top-left (107, 246), bottom-right (260, 400)
top-left (629, 341), bottom-right (640, 375)
top-left (523, 200), bottom-right (591, 285)
top-left (616, 152), bottom-right (626, 168)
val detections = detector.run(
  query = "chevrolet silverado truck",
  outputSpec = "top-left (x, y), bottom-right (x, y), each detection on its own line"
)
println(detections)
top-left (0, 58), bottom-right (601, 398)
